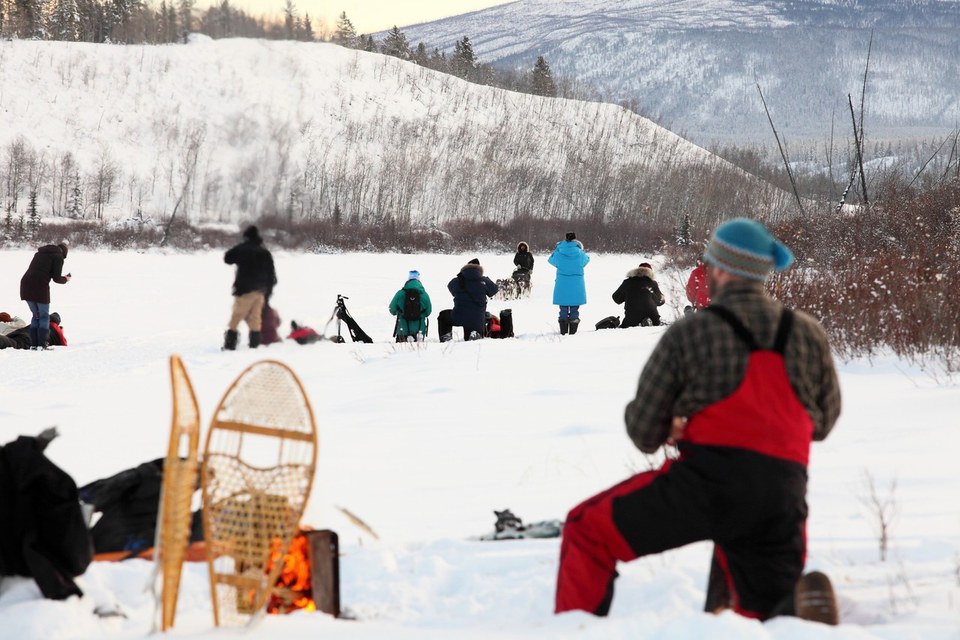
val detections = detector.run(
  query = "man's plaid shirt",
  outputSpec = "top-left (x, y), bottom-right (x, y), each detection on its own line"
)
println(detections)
top-left (625, 281), bottom-right (841, 454)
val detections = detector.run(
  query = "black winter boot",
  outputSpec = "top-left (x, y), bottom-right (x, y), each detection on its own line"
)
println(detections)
top-left (559, 320), bottom-right (569, 335)
top-left (568, 319), bottom-right (580, 335)
top-left (223, 329), bottom-right (239, 351)
top-left (249, 331), bottom-right (262, 349)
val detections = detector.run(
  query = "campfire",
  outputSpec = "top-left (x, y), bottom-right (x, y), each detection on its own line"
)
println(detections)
top-left (264, 529), bottom-right (340, 616)
top-left (266, 532), bottom-right (316, 614)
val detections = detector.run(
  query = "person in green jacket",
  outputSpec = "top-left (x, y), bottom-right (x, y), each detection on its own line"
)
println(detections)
top-left (389, 270), bottom-right (432, 342)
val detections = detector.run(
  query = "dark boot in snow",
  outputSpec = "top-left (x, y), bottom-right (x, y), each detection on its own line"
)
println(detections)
top-left (559, 320), bottom-right (569, 335)
top-left (249, 331), bottom-right (262, 349)
top-left (38, 328), bottom-right (50, 348)
top-left (223, 329), bottom-right (239, 351)
top-left (794, 571), bottom-right (839, 625)
top-left (29, 326), bottom-right (39, 348)
top-left (568, 319), bottom-right (580, 335)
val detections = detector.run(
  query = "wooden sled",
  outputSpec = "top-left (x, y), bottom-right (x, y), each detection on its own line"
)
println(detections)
top-left (155, 355), bottom-right (202, 631)
top-left (201, 360), bottom-right (318, 627)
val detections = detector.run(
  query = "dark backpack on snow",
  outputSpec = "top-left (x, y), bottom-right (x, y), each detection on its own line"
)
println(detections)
top-left (402, 288), bottom-right (422, 321)
top-left (596, 315), bottom-right (621, 330)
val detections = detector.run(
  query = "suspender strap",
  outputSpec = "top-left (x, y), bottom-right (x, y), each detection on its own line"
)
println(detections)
top-left (772, 308), bottom-right (794, 355)
top-left (705, 306), bottom-right (759, 351)
top-left (705, 305), bottom-right (794, 353)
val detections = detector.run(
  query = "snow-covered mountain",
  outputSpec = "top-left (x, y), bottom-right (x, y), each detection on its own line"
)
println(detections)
top-left (399, 0), bottom-right (960, 146)
top-left (0, 37), bottom-right (787, 225)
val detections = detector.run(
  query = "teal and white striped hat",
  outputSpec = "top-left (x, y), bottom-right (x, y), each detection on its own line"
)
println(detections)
top-left (703, 218), bottom-right (794, 281)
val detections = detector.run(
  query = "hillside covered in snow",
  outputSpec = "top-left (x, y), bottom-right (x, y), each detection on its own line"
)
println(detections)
top-left (0, 37), bottom-right (792, 226)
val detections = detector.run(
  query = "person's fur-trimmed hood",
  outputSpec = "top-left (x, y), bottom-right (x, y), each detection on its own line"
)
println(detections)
top-left (461, 262), bottom-right (484, 276)
top-left (627, 266), bottom-right (656, 280)
top-left (516, 241), bottom-right (530, 252)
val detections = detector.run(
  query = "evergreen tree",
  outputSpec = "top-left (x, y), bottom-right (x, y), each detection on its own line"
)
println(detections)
top-left (49, 0), bottom-right (81, 41)
top-left (676, 214), bottom-right (692, 247)
top-left (333, 202), bottom-right (341, 227)
top-left (301, 11), bottom-right (313, 41)
top-left (75, 0), bottom-right (106, 42)
top-left (282, 0), bottom-right (295, 39)
top-left (107, 0), bottom-right (138, 43)
top-left (177, 0), bottom-right (194, 39)
top-left (216, 0), bottom-right (232, 37)
top-left (429, 47), bottom-right (446, 71)
top-left (162, 0), bottom-right (177, 41)
top-left (451, 36), bottom-right (476, 79)
top-left (530, 55), bottom-right (557, 97)
top-left (413, 42), bottom-right (428, 66)
top-left (381, 25), bottom-right (410, 60)
top-left (69, 171), bottom-right (83, 218)
top-left (361, 34), bottom-right (375, 51)
top-left (332, 11), bottom-right (356, 48)
top-left (26, 189), bottom-right (41, 237)
top-left (21, 0), bottom-right (48, 39)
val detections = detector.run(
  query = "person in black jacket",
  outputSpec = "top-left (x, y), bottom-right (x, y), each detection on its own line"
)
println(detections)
top-left (513, 241), bottom-right (535, 295)
top-left (446, 258), bottom-right (498, 341)
top-left (223, 225), bottom-right (277, 350)
top-left (0, 428), bottom-right (93, 600)
top-left (20, 242), bottom-right (71, 350)
top-left (612, 262), bottom-right (666, 328)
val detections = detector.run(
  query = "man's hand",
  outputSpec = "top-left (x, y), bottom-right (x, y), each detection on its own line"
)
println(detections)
top-left (666, 416), bottom-right (687, 446)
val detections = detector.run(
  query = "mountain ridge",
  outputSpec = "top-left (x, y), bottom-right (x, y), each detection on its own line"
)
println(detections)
top-left (399, 0), bottom-right (960, 146)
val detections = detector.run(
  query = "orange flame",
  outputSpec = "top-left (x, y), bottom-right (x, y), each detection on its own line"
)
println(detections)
top-left (266, 532), bottom-right (317, 614)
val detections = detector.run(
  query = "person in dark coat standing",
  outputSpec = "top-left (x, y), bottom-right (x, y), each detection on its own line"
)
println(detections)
top-left (612, 262), bottom-right (666, 328)
top-left (223, 225), bottom-right (277, 350)
top-left (447, 259), bottom-right (498, 340)
top-left (20, 242), bottom-right (71, 350)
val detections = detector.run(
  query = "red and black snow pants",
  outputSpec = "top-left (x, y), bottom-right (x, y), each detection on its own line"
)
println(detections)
top-left (556, 306), bottom-right (812, 619)
top-left (554, 447), bottom-right (808, 618)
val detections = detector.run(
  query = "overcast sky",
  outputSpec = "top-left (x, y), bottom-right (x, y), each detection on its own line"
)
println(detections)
top-left (217, 0), bottom-right (515, 35)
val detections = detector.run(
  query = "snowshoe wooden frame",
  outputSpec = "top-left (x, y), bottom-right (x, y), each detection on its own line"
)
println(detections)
top-left (201, 360), bottom-right (318, 627)
top-left (156, 355), bottom-right (201, 631)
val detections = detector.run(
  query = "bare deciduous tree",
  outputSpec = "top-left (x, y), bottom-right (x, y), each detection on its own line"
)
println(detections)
top-left (860, 469), bottom-right (898, 562)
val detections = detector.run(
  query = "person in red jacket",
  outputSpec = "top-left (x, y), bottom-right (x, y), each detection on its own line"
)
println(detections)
top-left (47, 312), bottom-right (68, 346)
top-left (685, 257), bottom-right (710, 314)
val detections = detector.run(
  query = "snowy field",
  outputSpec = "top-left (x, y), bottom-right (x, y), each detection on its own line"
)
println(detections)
top-left (1, 248), bottom-right (959, 639)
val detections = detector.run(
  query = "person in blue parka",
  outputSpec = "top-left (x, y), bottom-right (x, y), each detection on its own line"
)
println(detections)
top-left (548, 232), bottom-right (590, 335)
top-left (447, 259), bottom-right (498, 340)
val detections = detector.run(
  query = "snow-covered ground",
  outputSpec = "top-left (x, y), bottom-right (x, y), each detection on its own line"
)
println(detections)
top-left (1, 248), bottom-right (959, 639)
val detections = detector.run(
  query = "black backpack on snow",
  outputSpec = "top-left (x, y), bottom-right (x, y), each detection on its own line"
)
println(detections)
top-left (402, 288), bottom-right (422, 321)
top-left (595, 315), bottom-right (621, 330)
